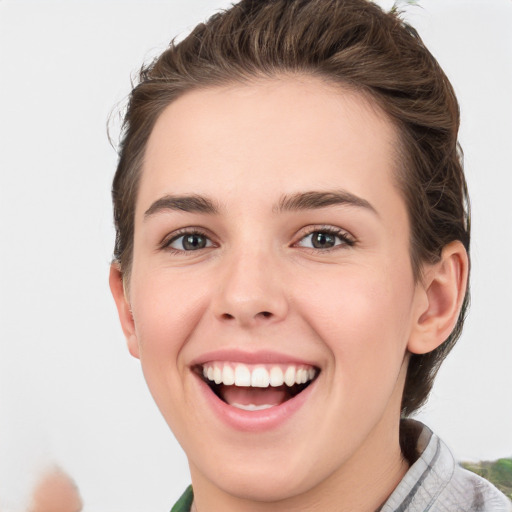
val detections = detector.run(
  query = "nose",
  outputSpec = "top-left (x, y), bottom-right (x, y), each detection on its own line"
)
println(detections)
top-left (211, 248), bottom-right (289, 327)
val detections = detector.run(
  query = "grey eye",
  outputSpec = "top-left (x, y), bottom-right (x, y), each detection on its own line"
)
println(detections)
top-left (170, 233), bottom-right (212, 251)
top-left (311, 232), bottom-right (336, 248)
top-left (297, 230), bottom-right (353, 250)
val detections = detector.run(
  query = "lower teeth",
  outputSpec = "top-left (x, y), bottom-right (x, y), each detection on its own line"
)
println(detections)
top-left (231, 403), bottom-right (275, 411)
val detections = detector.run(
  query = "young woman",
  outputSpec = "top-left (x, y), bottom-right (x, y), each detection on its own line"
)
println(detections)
top-left (109, 0), bottom-right (512, 510)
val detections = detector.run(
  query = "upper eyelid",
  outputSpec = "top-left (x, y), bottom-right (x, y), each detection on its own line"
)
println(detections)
top-left (293, 225), bottom-right (355, 242)
top-left (160, 227), bottom-right (215, 249)
top-left (158, 224), bottom-right (355, 250)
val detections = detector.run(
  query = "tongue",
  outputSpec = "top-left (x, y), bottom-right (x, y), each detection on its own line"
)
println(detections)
top-left (220, 385), bottom-right (290, 407)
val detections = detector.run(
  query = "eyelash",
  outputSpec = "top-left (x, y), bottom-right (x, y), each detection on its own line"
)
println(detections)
top-left (161, 228), bottom-right (214, 255)
top-left (161, 226), bottom-right (355, 255)
top-left (294, 226), bottom-right (355, 251)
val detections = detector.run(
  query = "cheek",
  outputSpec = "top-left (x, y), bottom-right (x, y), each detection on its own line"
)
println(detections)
top-left (294, 263), bottom-right (414, 373)
top-left (128, 271), bottom-right (213, 435)
top-left (130, 270), bottom-right (209, 364)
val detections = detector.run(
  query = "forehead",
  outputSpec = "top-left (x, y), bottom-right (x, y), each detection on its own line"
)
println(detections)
top-left (139, 76), bottom-right (401, 216)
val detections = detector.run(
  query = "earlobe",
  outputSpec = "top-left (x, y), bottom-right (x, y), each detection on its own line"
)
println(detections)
top-left (109, 263), bottom-right (140, 359)
top-left (408, 241), bottom-right (469, 355)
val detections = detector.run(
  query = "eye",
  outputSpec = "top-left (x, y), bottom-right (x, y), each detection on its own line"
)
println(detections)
top-left (167, 231), bottom-right (213, 251)
top-left (296, 229), bottom-right (354, 250)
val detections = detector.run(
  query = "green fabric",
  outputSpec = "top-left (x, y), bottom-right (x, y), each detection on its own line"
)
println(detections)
top-left (171, 485), bottom-right (194, 512)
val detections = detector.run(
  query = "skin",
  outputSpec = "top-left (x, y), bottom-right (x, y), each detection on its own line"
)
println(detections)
top-left (110, 76), bottom-right (468, 511)
top-left (28, 468), bottom-right (82, 512)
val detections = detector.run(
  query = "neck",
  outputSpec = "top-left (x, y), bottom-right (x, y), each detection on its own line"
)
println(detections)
top-left (189, 415), bottom-right (409, 512)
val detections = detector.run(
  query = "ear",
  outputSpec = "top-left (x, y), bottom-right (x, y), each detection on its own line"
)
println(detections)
top-left (408, 241), bottom-right (469, 355)
top-left (109, 263), bottom-right (140, 359)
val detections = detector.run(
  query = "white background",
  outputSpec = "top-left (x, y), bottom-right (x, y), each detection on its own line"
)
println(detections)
top-left (0, 1), bottom-right (511, 511)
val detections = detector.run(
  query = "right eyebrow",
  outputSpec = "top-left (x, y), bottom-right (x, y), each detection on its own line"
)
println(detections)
top-left (144, 194), bottom-right (219, 219)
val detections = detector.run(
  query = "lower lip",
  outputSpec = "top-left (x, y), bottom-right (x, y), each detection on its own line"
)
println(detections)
top-left (194, 373), bottom-right (317, 432)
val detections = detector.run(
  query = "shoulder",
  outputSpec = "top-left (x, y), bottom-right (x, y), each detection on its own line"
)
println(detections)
top-left (436, 464), bottom-right (512, 512)
top-left (381, 421), bottom-right (512, 512)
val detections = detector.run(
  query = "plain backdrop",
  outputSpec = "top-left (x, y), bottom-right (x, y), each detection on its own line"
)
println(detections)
top-left (0, 1), bottom-right (511, 511)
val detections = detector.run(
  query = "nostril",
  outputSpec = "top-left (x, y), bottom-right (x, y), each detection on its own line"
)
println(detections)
top-left (218, 310), bottom-right (274, 322)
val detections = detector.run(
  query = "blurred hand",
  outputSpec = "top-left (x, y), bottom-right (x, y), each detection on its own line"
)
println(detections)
top-left (28, 467), bottom-right (82, 512)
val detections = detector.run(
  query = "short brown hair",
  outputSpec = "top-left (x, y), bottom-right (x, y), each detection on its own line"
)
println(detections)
top-left (112, 0), bottom-right (470, 416)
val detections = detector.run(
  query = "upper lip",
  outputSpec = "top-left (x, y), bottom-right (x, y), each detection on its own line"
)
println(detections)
top-left (190, 349), bottom-right (319, 368)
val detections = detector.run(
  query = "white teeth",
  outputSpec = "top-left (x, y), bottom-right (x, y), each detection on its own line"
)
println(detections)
top-left (213, 366), bottom-right (222, 384)
top-left (295, 368), bottom-right (307, 384)
top-left (284, 366), bottom-right (296, 387)
top-left (270, 366), bottom-right (284, 387)
top-left (201, 362), bottom-right (317, 388)
top-left (231, 403), bottom-right (275, 411)
top-left (234, 364), bottom-right (251, 386)
top-left (251, 367), bottom-right (270, 388)
top-left (222, 364), bottom-right (235, 385)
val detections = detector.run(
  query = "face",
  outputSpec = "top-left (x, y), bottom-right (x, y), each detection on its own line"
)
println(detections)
top-left (113, 77), bottom-right (429, 506)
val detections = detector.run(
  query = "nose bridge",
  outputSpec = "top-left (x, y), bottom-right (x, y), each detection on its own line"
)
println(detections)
top-left (213, 241), bottom-right (288, 326)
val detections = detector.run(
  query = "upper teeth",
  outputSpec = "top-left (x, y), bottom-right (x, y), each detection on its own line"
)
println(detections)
top-left (202, 362), bottom-right (316, 388)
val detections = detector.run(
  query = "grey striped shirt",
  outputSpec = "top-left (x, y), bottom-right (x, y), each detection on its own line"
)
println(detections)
top-left (381, 421), bottom-right (512, 512)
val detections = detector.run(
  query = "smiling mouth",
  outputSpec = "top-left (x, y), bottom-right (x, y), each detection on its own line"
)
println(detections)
top-left (195, 362), bottom-right (319, 410)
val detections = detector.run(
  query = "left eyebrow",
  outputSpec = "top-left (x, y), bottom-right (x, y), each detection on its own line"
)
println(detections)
top-left (274, 190), bottom-right (378, 216)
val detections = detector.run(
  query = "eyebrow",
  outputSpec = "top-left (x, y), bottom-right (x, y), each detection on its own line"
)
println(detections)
top-left (144, 189), bottom-right (377, 219)
top-left (144, 194), bottom-right (219, 218)
top-left (275, 190), bottom-right (378, 215)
